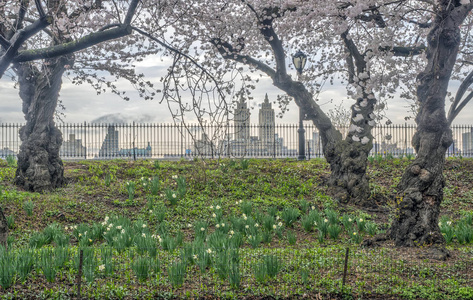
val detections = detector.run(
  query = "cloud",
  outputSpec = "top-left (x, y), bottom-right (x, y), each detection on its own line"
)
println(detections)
top-left (90, 113), bottom-right (157, 124)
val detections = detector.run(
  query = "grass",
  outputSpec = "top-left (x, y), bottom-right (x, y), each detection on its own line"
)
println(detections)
top-left (0, 158), bottom-right (472, 299)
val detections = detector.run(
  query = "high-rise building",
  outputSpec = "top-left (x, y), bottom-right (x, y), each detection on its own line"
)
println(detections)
top-left (234, 95), bottom-right (250, 141)
top-left (259, 94), bottom-right (275, 146)
top-left (60, 134), bottom-right (86, 158)
top-left (99, 126), bottom-right (119, 157)
top-left (462, 128), bottom-right (473, 157)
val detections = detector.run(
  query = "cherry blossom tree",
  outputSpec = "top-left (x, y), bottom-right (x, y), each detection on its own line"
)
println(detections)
top-left (390, 0), bottom-right (473, 251)
top-left (158, 0), bottom-right (427, 205)
top-left (0, 0), bottom-right (141, 192)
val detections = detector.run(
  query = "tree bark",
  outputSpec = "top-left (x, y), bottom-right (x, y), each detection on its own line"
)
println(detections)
top-left (390, 2), bottom-right (470, 247)
top-left (14, 56), bottom-right (71, 192)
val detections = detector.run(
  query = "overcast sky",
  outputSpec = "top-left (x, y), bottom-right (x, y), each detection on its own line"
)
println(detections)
top-left (1, 54), bottom-right (472, 126)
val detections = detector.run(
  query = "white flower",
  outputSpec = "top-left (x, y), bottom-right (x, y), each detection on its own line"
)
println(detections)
top-left (278, 222), bottom-right (282, 227)
top-left (121, 229), bottom-right (125, 234)
top-left (273, 225), bottom-right (277, 229)
top-left (245, 225), bottom-right (249, 229)
top-left (142, 233), bottom-right (146, 237)
top-left (447, 221), bottom-right (452, 226)
top-left (193, 255), bottom-right (198, 260)
top-left (311, 206), bottom-right (315, 210)
top-left (348, 218), bottom-right (352, 222)
top-left (142, 224), bottom-right (147, 228)
top-left (104, 216), bottom-right (109, 222)
top-left (216, 205), bottom-right (221, 210)
top-left (149, 210), bottom-right (153, 213)
top-left (276, 216), bottom-right (280, 220)
top-left (210, 205), bottom-right (214, 209)
top-left (212, 213), bottom-right (217, 218)
top-left (99, 264), bottom-right (105, 271)
top-left (221, 223), bottom-right (225, 227)
top-left (200, 227), bottom-right (205, 231)
top-left (187, 223), bottom-right (192, 228)
top-left (65, 226), bottom-right (68, 231)
top-left (172, 193), bottom-right (176, 198)
top-left (359, 218), bottom-right (363, 222)
top-left (314, 221), bottom-right (317, 226)
top-left (324, 219), bottom-right (329, 223)
top-left (353, 232), bottom-right (357, 236)
top-left (101, 222), bottom-right (107, 226)
top-left (107, 227), bottom-right (110, 231)
top-left (78, 233), bottom-right (82, 237)
top-left (230, 230), bottom-right (234, 235)
top-left (172, 175), bottom-right (178, 179)
top-left (108, 223), bottom-right (113, 228)
top-left (254, 223), bottom-right (259, 227)
top-left (206, 248), bottom-right (212, 254)
top-left (243, 216), bottom-right (248, 220)
top-left (242, 213), bottom-right (246, 218)
top-left (438, 222), bottom-right (442, 227)
top-left (116, 225), bottom-right (122, 230)
top-left (216, 224), bottom-right (220, 228)
top-left (361, 136), bottom-right (370, 145)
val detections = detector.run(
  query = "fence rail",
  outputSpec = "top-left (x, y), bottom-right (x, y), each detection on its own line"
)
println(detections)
top-left (1, 123), bottom-right (472, 159)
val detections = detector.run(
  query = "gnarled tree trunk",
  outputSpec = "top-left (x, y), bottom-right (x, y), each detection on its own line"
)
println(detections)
top-left (275, 78), bottom-right (376, 205)
top-left (14, 56), bottom-right (70, 192)
top-left (390, 1), bottom-right (470, 248)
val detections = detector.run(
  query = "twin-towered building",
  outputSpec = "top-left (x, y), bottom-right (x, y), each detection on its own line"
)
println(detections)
top-left (194, 94), bottom-right (285, 157)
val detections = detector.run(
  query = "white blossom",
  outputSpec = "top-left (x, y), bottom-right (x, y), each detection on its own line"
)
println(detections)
top-left (361, 136), bottom-right (370, 144)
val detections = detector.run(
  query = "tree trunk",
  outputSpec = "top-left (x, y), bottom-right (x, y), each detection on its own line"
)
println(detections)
top-left (275, 79), bottom-right (375, 205)
top-left (14, 56), bottom-right (70, 192)
top-left (390, 2), bottom-right (470, 247)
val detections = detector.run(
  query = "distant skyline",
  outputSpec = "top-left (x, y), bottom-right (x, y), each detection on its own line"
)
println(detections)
top-left (1, 55), bottom-right (472, 126)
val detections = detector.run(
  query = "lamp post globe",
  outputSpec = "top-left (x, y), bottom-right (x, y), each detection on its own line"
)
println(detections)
top-left (292, 50), bottom-right (307, 75)
top-left (292, 50), bottom-right (307, 161)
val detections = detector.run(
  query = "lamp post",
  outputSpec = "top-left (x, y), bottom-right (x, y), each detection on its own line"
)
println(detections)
top-left (292, 50), bottom-right (307, 160)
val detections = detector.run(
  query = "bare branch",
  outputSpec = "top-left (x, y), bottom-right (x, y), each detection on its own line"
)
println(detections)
top-left (448, 69), bottom-right (473, 125)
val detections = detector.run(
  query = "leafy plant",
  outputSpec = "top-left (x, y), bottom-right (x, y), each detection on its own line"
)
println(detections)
top-left (324, 208), bottom-right (339, 225)
top-left (168, 261), bottom-right (187, 288)
top-left (165, 187), bottom-right (178, 205)
top-left (6, 215), bottom-right (14, 229)
top-left (104, 173), bottom-right (112, 187)
top-left (16, 248), bottom-right (34, 283)
top-left (176, 175), bottom-right (186, 197)
top-left (287, 230), bottom-right (297, 245)
top-left (365, 221), bottom-right (378, 236)
top-left (327, 224), bottom-right (342, 239)
top-left (125, 181), bottom-right (136, 201)
top-left (54, 247), bottom-right (69, 269)
top-left (39, 248), bottom-right (57, 283)
top-left (150, 176), bottom-right (160, 196)
top-left (240, 159), bottom-right (250, 170)
top-left (23, 199), bottom-right (34, 216)
top-left (281, 207), bottom-right (300, 228)
top-left (0, 249), bottom-right (15, 289)
top-left (132, 256), bottom-right (151, 282)
top-left (5, 155), bottom-right (16, 167)
top-left (241, 201), bottom-right (253, 216)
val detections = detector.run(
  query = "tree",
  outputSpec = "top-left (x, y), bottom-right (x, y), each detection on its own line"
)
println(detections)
top-left (0, 0), bottom-right (140, 192)
top-left (390, 0), bottom-right (473, 250)
top-left (158, 0), bottom-right (427, 205)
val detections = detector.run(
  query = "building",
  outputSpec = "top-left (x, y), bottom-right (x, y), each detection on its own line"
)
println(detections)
top-left (234, 95), bottom-right (250, 142)
top-left (118, 142), bottom-right (152, 158)
top-left (462, 128), bottom-right (473, 157)
top-left (60, 134), bottom-right (86, 158)
top-left (258, 94), bottom-right (275, 153)
top-left (98, 126), bottom-right (119, 157)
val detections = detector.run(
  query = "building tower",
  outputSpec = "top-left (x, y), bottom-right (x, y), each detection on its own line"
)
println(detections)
top-left (259, 94), bottom-right (275, 153)
top-left (234, 95), bottom-right (250, 141)
top-left (99, 126), bottom-right (119, 157)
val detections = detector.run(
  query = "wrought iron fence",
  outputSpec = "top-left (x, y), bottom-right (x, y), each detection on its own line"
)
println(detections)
top-left (0, 122), bottom-right (472, 160)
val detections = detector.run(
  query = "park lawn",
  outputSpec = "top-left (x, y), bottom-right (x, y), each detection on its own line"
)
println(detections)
top-left (0, 158), bottom-right (472, 299)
